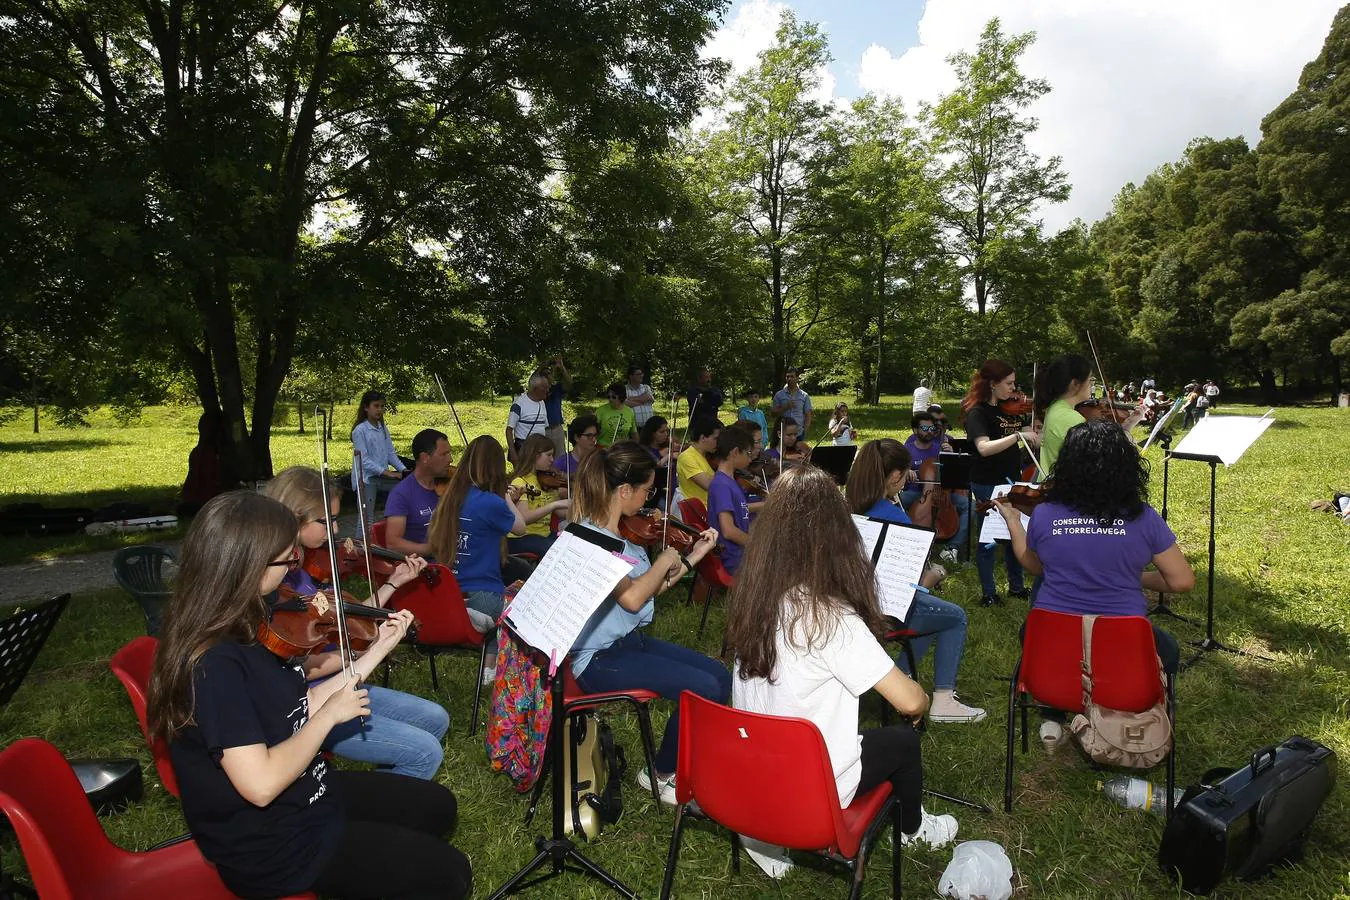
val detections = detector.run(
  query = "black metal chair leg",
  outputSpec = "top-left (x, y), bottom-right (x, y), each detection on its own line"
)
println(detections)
top-left (892, 801), bottom-right (903, 898)
top-left (730, 830), bottom-right (741, 874)
top-left (1004, 659), bottom-right (1020, 813)
top-left (470, 640), bottom-right (490, 736)
top-left (428, 651), bottom-right (440, 691)
top-left (696, 587), bottom-right (715, 640)
top-left (1165, 671), bottom-right (1177, 819)
top-left (634, 705), bottom-right (661, 804)
top-left (659, 805), bottom-right (686, 900)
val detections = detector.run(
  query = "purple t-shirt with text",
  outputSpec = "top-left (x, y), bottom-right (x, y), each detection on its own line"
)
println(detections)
top-left (903, 436), bottom-right (942, 484)
top-left (707, 471), bottom-right (750, 574)
top-left (383, 476), bottom-right (439, 545)
top-left (1027, 501), bottom-right (1176, 617)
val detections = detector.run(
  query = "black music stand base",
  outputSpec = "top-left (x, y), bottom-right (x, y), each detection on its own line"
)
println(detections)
top-left (488, 662), bottom-right (639, 900)
top-left (1176, 457), bottom-right (1273, 672)
top-left (1149, 434), bottom-right (1199, 627)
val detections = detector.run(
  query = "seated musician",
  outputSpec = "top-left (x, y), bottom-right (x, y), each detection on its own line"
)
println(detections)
top-left (383, 429), bottom-right (452, 558)
top-left (845, 439), bottom-right (986, 723)
top-left (1033, 353), bottom-right (1144, 478)
top-left (994, 419), bottom-right (1194, 750)
top-left (595, 381), bottom-right (638, 448)
top-left (727, 465), bottom-right (958, 879)
top-left (147, 492), bottom-right (470, 900)
top-left (899, 411), bottom-right (970, 564)
top-left (508, 434), bottom-right (571, 558)
top-left (638, 415), bottom-right (678, 511)
top-left (427, 436), bottom-right (527, 674)
top-left (774, 416), bottom-right (811, 467)
top-left (707, 425), bottom-right (765, 575)
top-left (265, 467), bottom-right (450, 781)
top-left (569, 442), bottom-right (728, 805)
top-left (555, 414), bottom-right (599, 476)
top-left (350, 390), bottom-right (408, 526)
top-left (675, 417), bottom-right (721, 507)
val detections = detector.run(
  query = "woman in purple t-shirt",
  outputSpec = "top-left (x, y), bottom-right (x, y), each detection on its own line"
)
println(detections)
top-left (995, 419), bottom-right (1194, 670)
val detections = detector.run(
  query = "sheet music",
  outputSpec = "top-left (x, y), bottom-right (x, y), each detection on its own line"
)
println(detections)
top-left (851, 514), bottom-right (933, 622)
top-left (978, 483), bottom-right (1032, 543)
top-left (502, 530), bottom-right (633, 658)
top-left (1142, 397), bottom-right (1185, 452)
top-left (1172, 414), bottom-right (1275, 466)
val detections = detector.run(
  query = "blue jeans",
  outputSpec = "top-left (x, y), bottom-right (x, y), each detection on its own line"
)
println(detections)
top-left (897, 596), bottom-right (968, 691)
top-left (898, 488), bottom-right (971, 555)
top-left (575, 630), bottom-right (731, 774)
top-left (970, 482), bottom-right (1025, 597)
top-left (324, 685), bottom-right (450, 780)
top-left (465, 590), bottom-right (504, 653)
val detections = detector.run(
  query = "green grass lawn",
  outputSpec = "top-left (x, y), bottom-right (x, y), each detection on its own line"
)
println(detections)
top-left (2, 398), bottom-right (1349, 897)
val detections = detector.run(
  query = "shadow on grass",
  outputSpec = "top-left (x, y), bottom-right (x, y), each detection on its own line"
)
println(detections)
top-left (0, 437), bottom-right (117, 452)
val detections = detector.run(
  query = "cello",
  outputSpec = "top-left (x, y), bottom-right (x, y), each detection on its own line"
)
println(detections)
top-left (905, 458), bottom-right (959, 542)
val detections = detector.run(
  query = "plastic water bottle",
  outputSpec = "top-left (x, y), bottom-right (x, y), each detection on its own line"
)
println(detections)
top-left (1098, 776), bottom-right (1183, 814)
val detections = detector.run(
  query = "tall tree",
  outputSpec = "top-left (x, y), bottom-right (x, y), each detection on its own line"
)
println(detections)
top-left (0, 0), bottom-right (724, 476)
top-left (928, 18), bottom-right (1069, 316)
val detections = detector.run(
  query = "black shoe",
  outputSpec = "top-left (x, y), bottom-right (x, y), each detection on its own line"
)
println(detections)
top-left (1008, 588), bottom-right (1030, 601)
top-left (980, 594), bottom-right (1004, 607)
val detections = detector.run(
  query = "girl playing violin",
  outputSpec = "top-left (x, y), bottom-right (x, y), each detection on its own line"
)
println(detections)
top-left (827, 402), bottom-right (855, 446)
top-left (1033, 354), bottom-right (1144, 479)
top-left (707, 425), bottom-right (764, 575)
top-left (767, 416), bottom-right (809, 475)
top-left (507, 434), bottom-right (571, 557)
top-left (264, 467), bottom-right (450, 782)
top-left (638, 415), bottom-right (679, 511)
top-left (727, 465), bottom-right (957, 878)
top-left (845, 439), bottom-right (986, 723)
top-left (570, 441), bottom-right (728, 805)
top-left (961, 360), bottom-right (1039, 606)
top-left (147, 491), bottom-right (470, 899)
top-left (350, 390), bottom-right (407, 525)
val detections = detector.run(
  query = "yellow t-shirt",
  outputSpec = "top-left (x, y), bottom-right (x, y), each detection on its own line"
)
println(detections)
top-left (676, 445), bottom-right (714, 507)
top-left (510, 473), bottom-right (556, 537)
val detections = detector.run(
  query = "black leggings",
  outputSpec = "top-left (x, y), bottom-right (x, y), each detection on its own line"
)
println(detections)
top-left (854, 723), bottom-right (923, 835)
top-left (311, 771), bottom-right (472, 899)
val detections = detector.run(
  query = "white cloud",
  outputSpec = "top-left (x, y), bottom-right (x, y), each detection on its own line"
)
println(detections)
top-left (850, 0), bottom-right (1344, 230)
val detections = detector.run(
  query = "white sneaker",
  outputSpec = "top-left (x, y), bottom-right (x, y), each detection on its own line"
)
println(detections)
top-left (741, 836), bottom-right (793, 879)
top-left (636, 767), bottom-right (678, 806)
top-left (939, 547), bottom-right (960, 566)
top-left (1040, 720), bottom-right (1067, 752)
top-left (480, 664), bottom-right (497, 686)
top-left (928, 692), bottom-right (987, 723)
top-left (900, 808), bottom-right (959, 849)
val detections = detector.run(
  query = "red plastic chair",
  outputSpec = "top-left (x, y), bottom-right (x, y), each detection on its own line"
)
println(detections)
top-left (677, 498), bottom-right (736, 638)
top-left (365, 520), bottom-right (399, 587)
top-left (386, 564), bottom-right (492, 735)
top-left (1005, 609), bottom-right (1176, 815)
top-left (109, 636), bottom-right (179, 798)
top-left (661, 692), bottom-right (900, 900)
top-left (0, 738), bottom-right (314, 900)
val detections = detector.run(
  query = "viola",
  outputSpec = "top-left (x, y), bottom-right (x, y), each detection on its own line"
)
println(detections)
top-left (999, 391), bottom-right (1034, 417)
top-left (258, 583), bottom-right (403, 659)
top-left (618, 508), bottom-right (704, 554)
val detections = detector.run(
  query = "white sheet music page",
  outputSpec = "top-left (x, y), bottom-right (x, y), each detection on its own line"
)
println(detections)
top-left (978, 483), bottom-right (1032, 543)
top-left (851, 514), bottom-right (885, 558)
top-left (1172, 413), bottom-right (1275, 466)
top-left (502, 530), bottom-right (633, 658)
top-left (851, 514), bottom-right (932, 622)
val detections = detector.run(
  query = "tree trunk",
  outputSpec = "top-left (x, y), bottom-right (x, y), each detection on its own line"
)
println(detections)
top-left (771, 248), bottom-right (786, 378)
top-left (1257, 368), bottom-right (1278, 405)
top-left (297, 401), bottom-right (305, 435)
top-left (1331, 356), bottom-right (1343, 409)
top-left (873, 250), bottom-right (888, 404)
top-left (30, 368), bottom-right (38, 434)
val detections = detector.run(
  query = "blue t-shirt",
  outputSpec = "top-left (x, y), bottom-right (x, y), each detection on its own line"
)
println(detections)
top-left (1027, 501), bottom-right (1176, 618)
top-left (707, 471), bottom-right (750, 574)
top-left (571, 521), bottom-right (653, 674)
top-left (545, 383), bottom-right (566, 427)
top-left (383, 476), bottom-right (440, 545)
top-left (864, 497), bottom-right (913, 525)
top-left (452, 487), bottom-right (518, 594)
top-left (737, 405), bottom-right (768, 436)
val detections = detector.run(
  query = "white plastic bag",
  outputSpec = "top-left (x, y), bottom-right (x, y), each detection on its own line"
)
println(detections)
top-left (938, 840), bottom-right (1014, 900)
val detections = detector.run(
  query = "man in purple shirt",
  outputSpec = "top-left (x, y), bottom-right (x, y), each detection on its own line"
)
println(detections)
top-left (900, 411), bottom-right (968, 563)
top-left (384, 429), bottom-right (451, 556)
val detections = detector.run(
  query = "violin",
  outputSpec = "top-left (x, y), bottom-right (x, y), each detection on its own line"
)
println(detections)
top-left (734, 468), bottom-right (768, 497)
top-left (536, 468), bottom-right (565, 492)
top-left (433, 464), bottom-right (459, 498)
top-left (302, 538), bottom-right (409, 583)
top-left (1075, 397), bottom-right (1136, 425)
top-left (999, 391), bottom-right (1034, 417)
top-left (258, 583), bottom-right (407, 659)
top-left (1005, 482), bottom-right (1048, 516)
top-left (618, 508), bottom-right (705, 554)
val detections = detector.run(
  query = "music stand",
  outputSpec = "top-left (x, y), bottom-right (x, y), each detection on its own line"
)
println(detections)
top-left (1148, 433), bottom-right (1197, 627)
top-left (1169, 413), bottom-right (1276, 670)
top-left (809, 445), bottom-right (857, 486)
top-left (938, 451), bottom-right (973, 556)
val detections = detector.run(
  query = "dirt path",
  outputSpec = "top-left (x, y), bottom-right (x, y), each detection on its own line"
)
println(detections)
top-left (0, 548), bottom-right (144, 605)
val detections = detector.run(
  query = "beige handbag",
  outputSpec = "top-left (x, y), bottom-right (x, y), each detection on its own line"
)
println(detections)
top-left (1068, 615), bottom-right (1172, 768)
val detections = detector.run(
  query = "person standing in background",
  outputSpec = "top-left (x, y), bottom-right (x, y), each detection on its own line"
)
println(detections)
top-left (624, 366), bottom-right (656, 429)
top-left (912, 378), bottom-right (932, 413)
top-left (543, 357), bottom-right (572, 459)
top-left (771, 367), bottom-right (812, 437)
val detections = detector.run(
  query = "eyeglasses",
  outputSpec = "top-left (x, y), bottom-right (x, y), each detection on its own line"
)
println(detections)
top-left (646, 486), bottom-right (659, 499)
top-left (579, 431), bottom-right (598, 439)
top-left (267, 549), bottom-right (301, 570)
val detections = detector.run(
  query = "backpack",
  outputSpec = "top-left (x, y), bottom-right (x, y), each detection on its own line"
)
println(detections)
top-left (485, 625), bottom-right (552, 791)
top-left (1069, 615), bottom-right (1172, 768)
top-left (563, 711), bottom-right (626, 840)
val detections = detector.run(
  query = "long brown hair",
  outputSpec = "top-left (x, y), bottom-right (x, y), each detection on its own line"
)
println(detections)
top-left (571, 441), bottom-right (654, 525)
top-left (264, 465), bottom-right (333, 523)
top-left (427, 435), bottom-right (509, 563)
top-left (511, 434), bottom-right (555, 481)
top-left (844, 438), bottom-right (910, 514)
top-left (960, 358), bottom-right (1014, 417)
top-left (727, 466), bottom-right (885, 680)
top-left (147, 491), bottom-right (299, 743)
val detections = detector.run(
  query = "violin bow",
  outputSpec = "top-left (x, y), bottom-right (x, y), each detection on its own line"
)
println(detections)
top-left (350, 449), bottom-right (379, 606)
top-left (434, 373), bottom-right (470, 450)
top-left (669, 393), bottom-right (701, 550)
top-left (1085, 330), bottom-right (1112, 407)
top-left (316, 407), bottom-right (357, 683)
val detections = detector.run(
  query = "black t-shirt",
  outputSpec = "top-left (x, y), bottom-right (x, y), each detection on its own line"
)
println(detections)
top-left (964, 402), bottom-right (1025, 484)
top-left (686, 385), bottom-right (725, 422)
top-left (170, 640), bottom-right (342, 898)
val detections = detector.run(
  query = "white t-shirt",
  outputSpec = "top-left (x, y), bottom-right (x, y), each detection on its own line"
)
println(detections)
top-left (626, 383), bottom-right (655, 427)
top-left (912, 386), bottom-right (932, 412)
top-left (830, 419), bottom-right (855, 446)
top-left (732, 596), bottom-right (894, 805)
top-left (508, 393), bottom-right (549, 442)
top-left (1204, 384), bottom-right (1219, 398)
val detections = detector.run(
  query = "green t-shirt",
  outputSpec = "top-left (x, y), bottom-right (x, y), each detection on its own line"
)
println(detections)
top-left (594, 404), bottom-right (636, 447)
top-left (1039, 398), bottom-right (1086, 480)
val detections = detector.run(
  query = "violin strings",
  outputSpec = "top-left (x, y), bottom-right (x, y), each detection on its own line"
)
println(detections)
top-left (351, 449), bottom-right (379, 606)
top-left (316, 406), bottom-right (357, 684)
